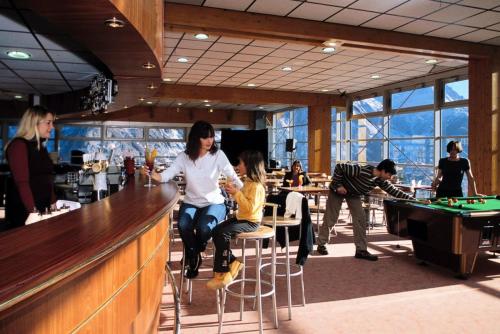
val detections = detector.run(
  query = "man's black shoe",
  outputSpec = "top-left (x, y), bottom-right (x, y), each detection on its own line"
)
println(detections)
top-left (355, 250), bottom-right (378, 261)
top-left (317, 245), bottom-right (328, 255)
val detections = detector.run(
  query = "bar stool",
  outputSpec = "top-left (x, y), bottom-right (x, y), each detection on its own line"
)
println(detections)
top-left (179, 242), bottom-right (214, 304)
top-left (217, 203), bottom-right (279, 334)
top-left (261, 215), bottom-right (305, 320)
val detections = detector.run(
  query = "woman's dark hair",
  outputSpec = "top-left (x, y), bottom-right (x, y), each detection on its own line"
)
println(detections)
top-left (446, 140), bottom-right (463, 153)
top-left (291, 160), bottom-right (303, 173)
top-left (185, 120), bottom-right (218, 161)
top-left (239, 150), bottom-right (266, 186)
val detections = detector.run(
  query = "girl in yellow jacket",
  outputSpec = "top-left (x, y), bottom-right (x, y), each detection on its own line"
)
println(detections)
top-left (207, 150), bottom-right (266, 290)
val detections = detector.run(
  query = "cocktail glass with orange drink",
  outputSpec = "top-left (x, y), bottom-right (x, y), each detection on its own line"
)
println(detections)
top-left (144, 146), bottom-right (158, 188)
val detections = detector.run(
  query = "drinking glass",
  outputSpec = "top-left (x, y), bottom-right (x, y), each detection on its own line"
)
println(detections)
top-left (144, 148), bottom-right (157, 188)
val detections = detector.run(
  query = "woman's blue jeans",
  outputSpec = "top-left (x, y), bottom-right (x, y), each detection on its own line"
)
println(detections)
top-left (177, 202), bottom-right (227, 261)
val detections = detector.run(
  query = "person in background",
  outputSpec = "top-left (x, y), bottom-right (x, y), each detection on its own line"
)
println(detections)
top-left (317, 159), bottom-right (414, 261)
top-left (432, 140), bottom-right (483, 198)
top-left (149, 121), bottom-right (243, 278)
top-left (5, 106), bottom-right (56, 230)
top-left (207, 150), bottom-right (266, 289)
top-left (282, 160), bottom-right (311, 187)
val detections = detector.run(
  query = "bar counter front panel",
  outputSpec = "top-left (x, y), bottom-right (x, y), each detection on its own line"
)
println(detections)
top-left (0, 175), bottom-right (179, 333)
top-left (384, 197), bottom-right (500, 277)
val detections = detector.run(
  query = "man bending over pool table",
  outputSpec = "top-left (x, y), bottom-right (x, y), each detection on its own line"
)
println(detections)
top-left (317, 159), bottom-right (415, 261)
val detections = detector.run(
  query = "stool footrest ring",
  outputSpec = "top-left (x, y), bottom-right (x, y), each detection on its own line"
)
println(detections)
top-left (225, 278), bottom-right (275, 299)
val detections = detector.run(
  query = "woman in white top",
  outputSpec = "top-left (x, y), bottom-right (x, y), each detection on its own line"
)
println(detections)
top-left (151, 121), bottom-right (242, 278)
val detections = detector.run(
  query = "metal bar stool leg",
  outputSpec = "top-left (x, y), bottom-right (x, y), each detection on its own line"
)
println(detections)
top-left (285, 226), bottom-right (292, 320)
top-left (239, 239), bottom-right (246, 320)
top-left (255, 239), bottom-right (263, 334)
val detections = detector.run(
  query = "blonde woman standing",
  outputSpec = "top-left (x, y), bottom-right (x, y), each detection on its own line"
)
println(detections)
top-left (5, 106), bottom-right (56, 229)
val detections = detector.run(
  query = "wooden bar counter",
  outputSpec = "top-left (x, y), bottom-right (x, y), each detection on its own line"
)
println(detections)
top-left (0, 175), bottom-right (179, 333)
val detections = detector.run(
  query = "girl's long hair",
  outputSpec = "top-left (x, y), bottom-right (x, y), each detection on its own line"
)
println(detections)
top-left (185, 120), bottom-right (218, 161)
top-left (6, 105), bottom-right (53, 151)
top-left (239, 150), bottom-right (266, 186)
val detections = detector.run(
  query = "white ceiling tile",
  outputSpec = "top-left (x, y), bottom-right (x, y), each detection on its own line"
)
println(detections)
top-left (231, 54), bottom-right (263, 62)
top-left (177, 39), bottom-right (213, 50)
top-left (240, 45), bottom-right (274, 55)
top-left (16, 70), bottom-right (62, 79)
top-left (456, 10), bottom-right (500, 28)
top-left (364, 52), bottom-right (397, 60)
top-left (196, 58), bottom-right (226, 65)
top-left (362, 14), bottom-right (414, 30)
top-left (204, 50), bottom-right (234, 60)
top-left (455, 28), bottom-right (500, 42)
top-left (2, 59), bottom-right (55, 71)
top-left (489, 23), bottom-right (500, 31)
top-left (457, 0), bottom-right (500, 9)
top-left (47, 50), bottom-right (86, 63)
top-left (347, 57), bottom-right (384, 66)
top-left (267, 49), bottom-right (305, 58)
top-left (203, 0), bottom-right (254, 11)
top-left (185, 69), bottom-right (212, 75)
top-left (395, 20), bottom-right (447, 34)
top-left (173, 48), bottom-right (206, 57)
top-left (164, 31), bottom-right (185, 39)
top-left (57, 63), bottom-right (97, 73)
top-left (215, 66), bottom-right (241, 73)
top-left (309, 0), bottom-right (356, 6)
top-left (322, 54), bottom-right (358, 63)
top-left (248, 62), bottom-right (278, 70)
top-left (217, 36), bottom-right (251, 45)
top-left (349, 0), bottom-right (408, 13)
top-left (281, 43), bottom-right (315, 51)
top-left (0, 10), bottom-right (29, 32)
top-left (288, 3), bottom-right (342, 21)
top-left (425, 24), bottom-right (477, 38)
top-left (325, 8), bottom-right (379, 25)
top-left (423, 4), bottom-right (483, 23)
top-left (388, 0), bottom-right (450, 18)
top-left (260, 56), bottom-right (289, 64)
top-left (247, 0), bottom-right (300, 16)
top-left (223, 60), bottom-right (252, 67)
top-left (250, 40), bottom-right (286, 48)
top-left (337, 48), bottom-right (372, 57)
top-left (165, 38), bottom-right (180, 48)
top-left (0, 31), bottom-right (39, 48)
top-left (296, 52), bottom-right (329, 61)
top-left (209, 42), bottom-right (245, 52)
top-left (391, 55), bottom-right (419, 62)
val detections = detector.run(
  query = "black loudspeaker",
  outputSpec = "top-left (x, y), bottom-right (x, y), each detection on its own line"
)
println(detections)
top-left (286, 139), bottom-right (296, 152)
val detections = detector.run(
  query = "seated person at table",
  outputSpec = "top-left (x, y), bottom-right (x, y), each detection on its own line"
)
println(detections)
top-left (282, 160), bottom-right (311, 187)
top-left (207, 150), bottom-right (266, 289)
top-left (317, 159), bottom-right (414, 261)
top-left (432, 140), bottom-right (483, 198)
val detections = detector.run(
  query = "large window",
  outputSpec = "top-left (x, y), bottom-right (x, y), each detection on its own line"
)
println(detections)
top-left (272, 107), bottom-right (308, 170)
top-left (329, 77), bottom-right (469, 193)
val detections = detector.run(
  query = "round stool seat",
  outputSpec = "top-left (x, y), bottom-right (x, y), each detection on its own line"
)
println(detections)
top-left (262, 216), bottom-right (301, 227)
top-left (237, 225), bottom-right (274, 239)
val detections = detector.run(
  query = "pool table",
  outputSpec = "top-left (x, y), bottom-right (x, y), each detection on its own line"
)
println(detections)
top-left (384, 196), bottom-right (500, 277)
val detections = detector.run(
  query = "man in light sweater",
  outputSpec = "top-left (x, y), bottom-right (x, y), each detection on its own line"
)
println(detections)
top-left (317, 159), bottom-right (414, 261)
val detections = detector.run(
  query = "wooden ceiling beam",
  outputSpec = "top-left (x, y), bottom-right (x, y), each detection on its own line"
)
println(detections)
top-left (165, 3), bottom-right (498, 59)
top-left (156, 84), bottom-right (346, 107)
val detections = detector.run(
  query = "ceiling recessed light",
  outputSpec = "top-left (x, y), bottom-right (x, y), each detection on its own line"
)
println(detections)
top-left (205, 104), bottom-right (211, 107)
top-left (177, 57), bottom-right (188, 63)
top-left (322, 47), bottom-right (335, 53)
top-left (146, 101), bottom-right (153, 104)
top-left (148, 83), bottom-right (157, 90)
top-left (371, 75), bottom-right (381, 79)
top-left (321, 89), bottom-right (329, 92)
top-left (142, 62), bottom-right (155, 69)
top-left (247, 83), bottom-right (256, 87)
top-left (194, 33), bottom-right (209, 40)
top-left (281, 66), bottom-right (292, 72)
top-left (258, 106), bottom-right (264, 109)
top-left (177, 102), bottom-right (183, 106)
top-left (203, 100), bottom-right (209, 103)
top-left (323, 40), bottom-right (337, 47)
top-left (124, 105), bottom-right (128, 109)
top-left (425, 59), bottom-right (438, 64)
top-left (104, 17), bottom-right (125, 28)
top-left (209, 108), bottom-right (214, 113)
top-left (163, 78), bottom-right (172, 82)
top-left (6, 50), bottom-right (31, 59)
top-left (14, 95), bottom-right (22, 99)
top-left (138, 97), bottom-right (145, 101)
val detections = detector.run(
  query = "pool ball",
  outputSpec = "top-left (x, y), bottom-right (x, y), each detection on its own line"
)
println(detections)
top-left (471, 199), bottom-right (475, 204)
top-left (448, 202), bottom-right (453, 207)
top-left (452, 198), bottom-right (458, 203)
top-left (483, 199), bottom-right (487, 204)
top-left (458, 204), bottom-right (463, 209)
